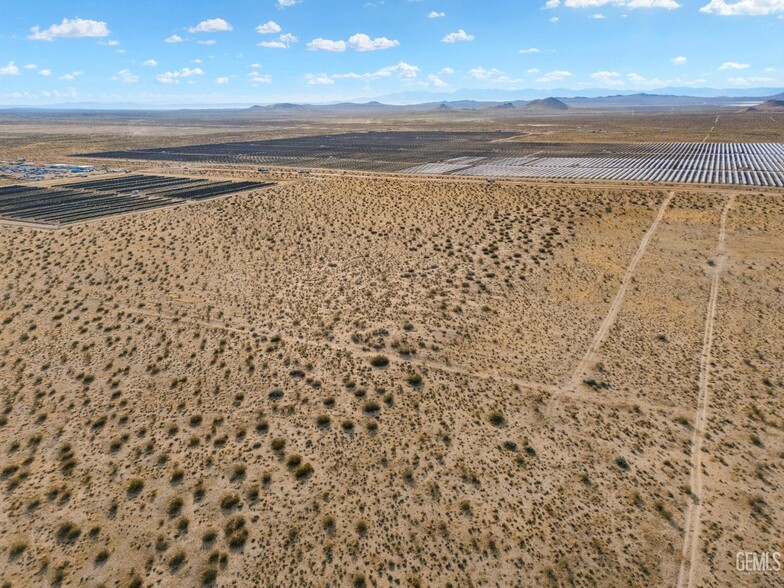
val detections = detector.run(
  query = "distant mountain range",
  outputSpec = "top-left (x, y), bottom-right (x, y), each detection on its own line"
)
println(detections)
top-left (371, 86), bottom-right (784, 104)
top-left (1, 88), bottom-right (782, 112)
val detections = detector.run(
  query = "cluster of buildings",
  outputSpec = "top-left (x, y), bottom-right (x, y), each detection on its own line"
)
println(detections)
top-left (0, 158), bottom-right (97, 181)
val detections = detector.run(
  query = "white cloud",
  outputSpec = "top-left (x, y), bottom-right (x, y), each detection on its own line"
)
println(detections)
top-left (727, 75), bottom-right (780, 85)
top-left (465, 67), bottom-right (523, 85)
top-left (256, 21), bottom-right (282, 34)
top-left (718, 61), bottom-right (750, 70)
top-left (546, 0), bottom-right (680, 8)
top-left (550, 16), bottom-right (560, 21)
top-left (59, 71), bottom-right (83, 80)
top-left (39, 69), bottom-right (52, 76)
top-left (700, 0), bottom-right (784, 15)
top-left (348, 33), bottom-right (399, 51)
top-left (536, 70), bottom-right (572, 82)
top-left (277, 0), bottom-right (300, 6)
top-left (305, 73), bottom-right (335, 85)
top-left (442, 29), bottom-right (474, 43)
top-left (591, 70), bottom-right (625, 86)
top-left (592, 13), bottom-right (607, 18)
top-left (215, 76), bottom-right (230, 84)
top-left (248, 71), bottom-right (272, 84)
top-left (428, 11), bottom-right (446, 17)
top-left (307, 38), bottom-right (347, 51)
top-left (378, 61), bottom-right (419, 79)
top-left (333, 61), bottom-right (419, 81)
top-left (427, 74), bottom-right (448, 87)
top-left (22, 63), bottom-right (38, 70)
top-left (112, 69), bottom-right (138, 83)
top-left (156, 67), bottom-right (204, 84)
top-left (468, 67), bottom-right (503, 80)
top-left (440, 67), bottom-right (455, 74)
top-left (188, 18), bottom-right (232, 33)
top-left (519, 48), bottom-right (541, 54)
top-left (143, 59), bottom-right (158, 67)
top-left (626, 0), bottom-right (680, 7)
top-left (100, 40), bottom-right (120, 46)
top-left (250, 63), bottom-right (262, 69)
top-left (527, 68), bottom-right (540, 73)
top-left (165, 34), bottom-right (185, 43)
top-left (197, 39), bottom-right (217, 45)
top-left (0, 61), bottom-right (20, 76)
top-left (671, 56), bottom-right (687, 65)
top-left (28, 18), bottom-right (110, 41)
top-left (259, 33), bottom-right (298, 48)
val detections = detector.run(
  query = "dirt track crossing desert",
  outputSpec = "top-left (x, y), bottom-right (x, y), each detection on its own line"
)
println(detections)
top-left (676, 193), bottom-right (735, 588)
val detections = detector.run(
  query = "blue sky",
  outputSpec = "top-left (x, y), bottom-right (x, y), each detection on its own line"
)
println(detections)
top-left (1, 0), bottom-right (783, 105)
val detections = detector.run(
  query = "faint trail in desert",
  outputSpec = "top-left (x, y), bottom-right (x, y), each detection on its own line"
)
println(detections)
top-left (546, 191), bottom-right (674, 416)
top-left (119, 306), bottom-right (559, 395)
top-left (676, 193), bottom-right (734, 588)
top-left (702, 115), bottom-right (720, 143)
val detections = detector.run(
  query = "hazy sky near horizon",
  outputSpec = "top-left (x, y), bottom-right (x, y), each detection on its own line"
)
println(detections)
top-left (1, 0), bottom-right (782, 105)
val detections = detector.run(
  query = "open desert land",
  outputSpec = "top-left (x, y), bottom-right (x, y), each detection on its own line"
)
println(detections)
top-left (0, 113), bottom-right (783, 588)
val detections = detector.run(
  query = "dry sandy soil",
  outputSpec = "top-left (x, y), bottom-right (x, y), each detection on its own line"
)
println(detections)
top-left (0, 112), bottom-right (782, 587)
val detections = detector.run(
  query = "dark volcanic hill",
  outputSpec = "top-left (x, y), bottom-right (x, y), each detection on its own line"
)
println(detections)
top-left (522, 97), bottom-right (569, 111)
top-left (746, 99), bottom-right (784, 112)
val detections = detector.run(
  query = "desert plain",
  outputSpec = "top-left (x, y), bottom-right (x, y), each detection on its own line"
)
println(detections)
top-left (0, 107), bottom-right (782, 587)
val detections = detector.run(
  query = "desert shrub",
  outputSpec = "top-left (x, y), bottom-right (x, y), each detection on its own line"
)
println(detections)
top-left (127, 478), bottom-right (144, 497)
top-left (9, 541), bottom-right (27, 559)
top-left (489, 411), bottom-right (505, 426)
top-left (370, 355), bottom-right (389, 368)
top-left (202, 529), bottom-right (217, 546)
top-left (168, 550), bottom-right (186, 572)
top-left (295, 463), bottom-right (313, 479)
top-left (220, 493), bottom-right (240, 511)
top-left (230, 464), bottom-right (246, 482)
top-left (170, 467), bottom-right (185, 484)
top-left (316, 414), bottom-right (331, 427)
top-left (95, 549), bottom-right (110, 564)
top-left (200, 566), bottom-right (218, 585)
top-left (406, 373), bottom-right (423, 387)
top-left (56, 521), bottom-right (81, 544)
top-left (224, 516), bottom-right (248, 549)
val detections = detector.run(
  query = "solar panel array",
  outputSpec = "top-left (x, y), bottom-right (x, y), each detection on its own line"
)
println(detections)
top-left (85, 134), bottom-right (784, 186)
top-left (0, 175), bottom-right (272, 227)
top-left (420, 143), bottom-right (784, 187)
top-left (83, 131), bottom-right (519, 172)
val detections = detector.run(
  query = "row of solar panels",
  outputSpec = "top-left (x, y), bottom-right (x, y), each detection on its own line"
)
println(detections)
top-left (0, 175), bottom-right (272, 226)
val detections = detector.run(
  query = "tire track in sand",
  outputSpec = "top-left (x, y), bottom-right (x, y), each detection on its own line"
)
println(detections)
top-left (676, 193), bottom-right (735, 588)
top-left (547, 191), bottom-right (674, 416)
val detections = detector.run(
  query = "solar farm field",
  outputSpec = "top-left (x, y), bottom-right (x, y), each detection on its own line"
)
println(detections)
top-left (0, 175), bottom-right (272, 227)
top-left (84, 133), bottom-right (784, 186)
top-left (83, 131), bottom-right (519, 172)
